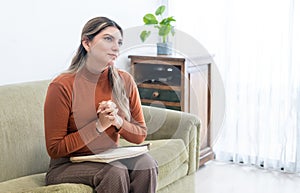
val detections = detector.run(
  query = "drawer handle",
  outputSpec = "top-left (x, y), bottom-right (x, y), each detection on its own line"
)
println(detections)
top-left (152, 91), bottom-right (160, 98)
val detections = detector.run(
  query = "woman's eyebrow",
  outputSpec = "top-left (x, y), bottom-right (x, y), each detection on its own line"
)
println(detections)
top-left (103, 33), bottom-right (113, 37)
top-left (103, 33), bottom-right (123, 41)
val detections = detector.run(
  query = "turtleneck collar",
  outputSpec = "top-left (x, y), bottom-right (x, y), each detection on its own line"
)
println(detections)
top-left (78, 65), bottom-right (109, 83)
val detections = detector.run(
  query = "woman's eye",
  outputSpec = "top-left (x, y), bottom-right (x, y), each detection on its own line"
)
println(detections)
top-left (104, 36), bottom-right (112, 41)
top-left (118, 41), bottom-right (123, 46)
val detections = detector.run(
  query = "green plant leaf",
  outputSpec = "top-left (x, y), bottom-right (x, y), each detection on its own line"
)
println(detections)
top-left (155, 5), bottom-right (165, 16)
top-left (143, 14), bottom-right (158, 25)
top-left (160, 16), bottom-right (176, 25)
top-left (140, 4), bottom-right (176, 43)
top-left (140, 30), bottom-right (151, 42)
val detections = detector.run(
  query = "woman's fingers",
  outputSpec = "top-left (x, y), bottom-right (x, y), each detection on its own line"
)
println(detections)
top-left (97, 101), bottom-right (117, 112)
top-left (101, 108), bottom-right (118, 116)
top-left (97, 101), bottom-right (120, 128)
top-left (105, 115), bottom-right (115, 121)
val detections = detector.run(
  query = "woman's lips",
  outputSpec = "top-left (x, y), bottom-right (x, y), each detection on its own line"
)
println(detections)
top-left (108, 54), bottom-right (117, 60)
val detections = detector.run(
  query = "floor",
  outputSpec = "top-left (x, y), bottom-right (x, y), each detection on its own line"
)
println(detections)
top-left (195, 160), bottom-right (300, 193)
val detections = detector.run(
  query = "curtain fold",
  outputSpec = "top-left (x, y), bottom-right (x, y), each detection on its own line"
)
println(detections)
top-left (212, 0), bottom-right (300, 173)
top-left (171, 0), bottom-right (300, 172)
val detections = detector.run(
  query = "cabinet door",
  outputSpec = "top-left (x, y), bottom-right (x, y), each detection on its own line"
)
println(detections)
top-left (189, 64), bottom-right (214, 166)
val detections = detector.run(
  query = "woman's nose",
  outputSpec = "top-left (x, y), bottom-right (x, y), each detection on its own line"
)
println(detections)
top-left (112, 41), bottom-right (120, 51)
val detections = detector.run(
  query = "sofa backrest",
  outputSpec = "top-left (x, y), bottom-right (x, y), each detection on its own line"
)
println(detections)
top-left (0, 80), bottom-right (51, 182)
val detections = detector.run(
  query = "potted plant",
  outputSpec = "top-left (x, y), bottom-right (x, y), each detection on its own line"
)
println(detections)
top-left (140, 5), bottom-right (176, 55)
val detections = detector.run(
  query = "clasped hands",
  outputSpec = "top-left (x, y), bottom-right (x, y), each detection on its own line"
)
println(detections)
top-left (96, 100), bottom-right (123, 132)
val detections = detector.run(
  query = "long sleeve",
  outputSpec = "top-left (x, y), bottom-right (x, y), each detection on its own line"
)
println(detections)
top-left (44, 81), bottom-right (100, 159)
top-left (118, 73), bottom-right (147, 144)
top-left (44, 69), bottom-right (148, 159)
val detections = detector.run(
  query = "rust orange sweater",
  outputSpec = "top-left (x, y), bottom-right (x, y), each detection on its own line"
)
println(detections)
top-left (44, 67), bottom-right (147, 159)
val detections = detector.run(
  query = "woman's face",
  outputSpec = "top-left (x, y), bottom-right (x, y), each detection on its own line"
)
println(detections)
top-left (84, 26), bottom-right (123, 73)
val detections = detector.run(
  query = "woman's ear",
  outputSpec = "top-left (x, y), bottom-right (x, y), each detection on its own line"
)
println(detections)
top-left (81, 36), bottom-right (90, 52)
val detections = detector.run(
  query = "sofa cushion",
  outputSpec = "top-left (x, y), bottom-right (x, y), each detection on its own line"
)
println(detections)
top-left (21, 183), bottom-right (93, 193)
top-left (120, 138), bottom-right (189, 189)
top-left (0, 138), bottom-right (188, 193)
top-left (147, 139), bottom-right (189, 189)
top-left (0, 173), bottom-right (93, 193)
top-left (0, 173), bottom-right (45, 193)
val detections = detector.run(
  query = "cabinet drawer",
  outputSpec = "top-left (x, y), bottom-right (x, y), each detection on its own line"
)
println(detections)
top-left (138, 87), bottom-right (181, 102)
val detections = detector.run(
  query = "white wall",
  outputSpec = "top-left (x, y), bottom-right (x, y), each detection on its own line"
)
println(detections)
top-left (0, 0), bottom-right (158, 85)
top-left (169, 0), bottom-right (226, 145)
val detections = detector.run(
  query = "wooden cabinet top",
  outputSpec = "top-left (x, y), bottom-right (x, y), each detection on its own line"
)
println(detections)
top-left (128, 55), bottom-right (185, 62)
top-left (128, 55), bottom-right (211, 69)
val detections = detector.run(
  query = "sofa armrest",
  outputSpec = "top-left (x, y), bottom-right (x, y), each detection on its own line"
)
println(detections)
top-left (142, 105), bottom-right (201, 174)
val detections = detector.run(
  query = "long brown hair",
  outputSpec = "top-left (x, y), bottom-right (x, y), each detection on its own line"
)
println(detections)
top-left (67, 17), bottom-right (130, 121)
top-left (68, 17), bottom-right (123, 72)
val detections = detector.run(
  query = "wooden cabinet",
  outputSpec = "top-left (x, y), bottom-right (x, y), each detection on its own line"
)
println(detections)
top-left (128, 55), bottom-right (214, 167)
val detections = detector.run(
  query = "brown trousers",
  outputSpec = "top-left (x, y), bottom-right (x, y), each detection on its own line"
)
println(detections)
top-left (46, 153), bottom-right (158, 193)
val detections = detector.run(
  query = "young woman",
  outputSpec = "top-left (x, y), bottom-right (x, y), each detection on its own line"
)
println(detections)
top-left (44, 16), bottom-right (158, 193)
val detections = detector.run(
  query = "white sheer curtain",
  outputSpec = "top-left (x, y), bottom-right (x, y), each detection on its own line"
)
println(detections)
top-left (171, 0), bottom-right (300, 172)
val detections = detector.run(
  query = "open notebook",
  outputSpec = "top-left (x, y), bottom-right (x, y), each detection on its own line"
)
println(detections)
top-left (70, 143), bottom-right (150, 163)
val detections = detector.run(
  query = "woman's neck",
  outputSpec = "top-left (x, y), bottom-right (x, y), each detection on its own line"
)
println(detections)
top-left (85, 57), bottom-right (107, 74)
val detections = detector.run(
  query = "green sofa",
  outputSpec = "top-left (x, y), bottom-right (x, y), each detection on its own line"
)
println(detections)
top-left (0, 80), bottom-right (201, 193)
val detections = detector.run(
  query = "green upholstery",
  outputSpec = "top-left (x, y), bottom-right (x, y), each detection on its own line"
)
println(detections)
top-left (0, 174), bottom-right (93, 193)
top-left (0, 81), bottom-right (50, 182)
top-left (0, 80), bottom-right (200, 193)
